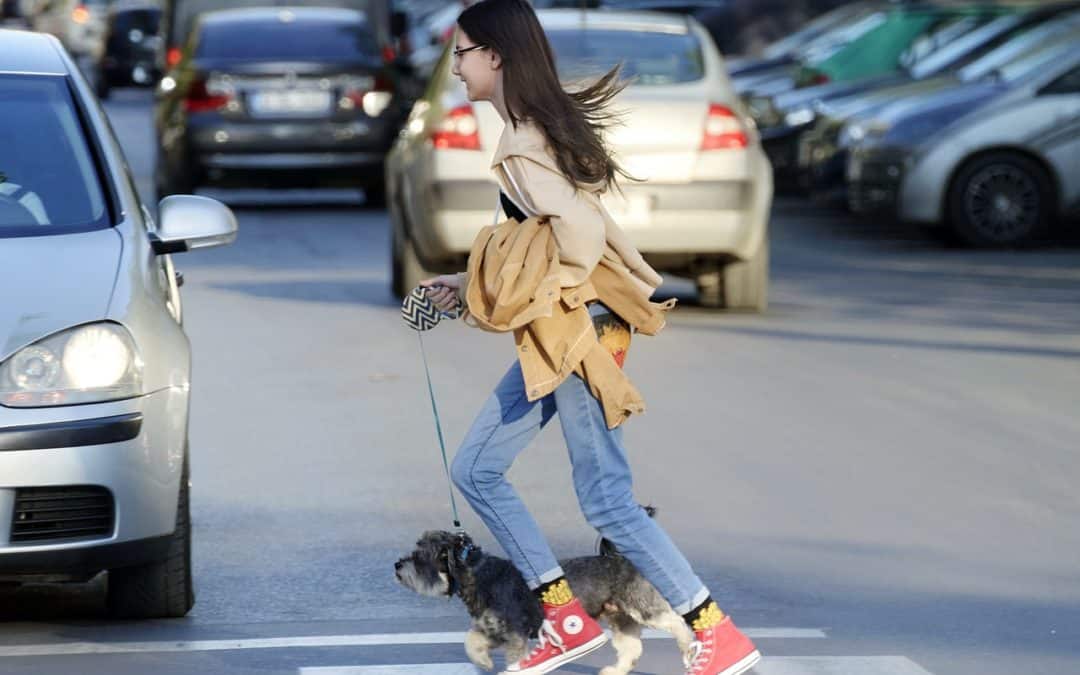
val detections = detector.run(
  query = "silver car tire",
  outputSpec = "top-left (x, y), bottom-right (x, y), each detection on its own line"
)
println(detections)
top-left (948, 153), bottom-right (1054, 248)
top-left (696, 240), bottom-right (769, 312)
top-left (106, 451), bottom-right (194, 619)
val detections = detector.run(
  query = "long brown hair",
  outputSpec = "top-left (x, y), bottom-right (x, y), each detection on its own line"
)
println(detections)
top-left (457, 0), bottom-right (633, 192)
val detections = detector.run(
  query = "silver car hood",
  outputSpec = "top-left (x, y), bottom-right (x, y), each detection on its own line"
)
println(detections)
top-left (0, 228), bottom-right (122, 362)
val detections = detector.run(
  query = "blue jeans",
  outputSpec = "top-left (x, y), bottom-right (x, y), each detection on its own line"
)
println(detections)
top-left (451, 360), bottom-right (710, 615)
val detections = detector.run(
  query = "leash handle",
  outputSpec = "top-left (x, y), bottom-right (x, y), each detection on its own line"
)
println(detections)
top-left (416, 331), bottom-right (462, 530)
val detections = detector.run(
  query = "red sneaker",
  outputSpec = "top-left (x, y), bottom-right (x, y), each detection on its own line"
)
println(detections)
top-left (501, 597), bottom-right (608, 674)
top-left (684, 616), bottom-right (761, 675)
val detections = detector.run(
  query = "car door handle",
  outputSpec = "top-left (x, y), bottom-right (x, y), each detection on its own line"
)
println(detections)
top-left (175, 271), bottom-right (185, 287)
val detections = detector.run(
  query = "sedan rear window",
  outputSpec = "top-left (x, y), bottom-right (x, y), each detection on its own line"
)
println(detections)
top-left (196, 16), bottom-right (378, 61)
top-left (547, 29), bottom-right (705, 85)
top-left (0, 76), bottom-right (109, 234)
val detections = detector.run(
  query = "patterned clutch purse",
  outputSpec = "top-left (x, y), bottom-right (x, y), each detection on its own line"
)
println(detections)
top-left (401, 285), bottom-right (461, 331)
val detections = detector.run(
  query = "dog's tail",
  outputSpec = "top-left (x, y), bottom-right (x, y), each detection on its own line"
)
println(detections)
top-left (597, 505), bottom-right (657, 557)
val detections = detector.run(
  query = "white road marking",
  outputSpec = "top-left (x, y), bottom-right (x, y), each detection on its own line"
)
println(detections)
top-left (756, 656), bottom-right (935, 674)
top-left (297, 657), bottom-right (935, 675)
top-left (299, 666), bottom-right (480, 674)
top-left (0, 627), bottom-right (823, 657)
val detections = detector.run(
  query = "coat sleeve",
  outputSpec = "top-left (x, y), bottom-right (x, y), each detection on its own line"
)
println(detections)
top-left (510, 156), bottom-right (606, 288)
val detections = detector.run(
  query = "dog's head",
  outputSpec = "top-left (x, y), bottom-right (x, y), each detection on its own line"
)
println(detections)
top-left (394, 530), bottom-right (479, 598)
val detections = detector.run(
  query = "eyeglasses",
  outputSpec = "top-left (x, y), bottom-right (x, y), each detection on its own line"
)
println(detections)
top-left (453, 44), bottom-right (487, 58)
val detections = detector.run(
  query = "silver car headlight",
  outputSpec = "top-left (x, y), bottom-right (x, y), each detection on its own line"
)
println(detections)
top-left (0, 323), bottom-right (144, 407)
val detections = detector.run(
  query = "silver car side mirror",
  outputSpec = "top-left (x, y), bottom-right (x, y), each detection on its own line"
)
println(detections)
top-left (151, 194), bottom-right (238, 254)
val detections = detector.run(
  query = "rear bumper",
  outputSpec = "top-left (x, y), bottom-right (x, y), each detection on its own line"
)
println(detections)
top-left (189, 117), bottom-right (395, 169)
top-left (202, 151), bottom-right (385, 171)
top-left (423, 179), bottom-right (768, 262)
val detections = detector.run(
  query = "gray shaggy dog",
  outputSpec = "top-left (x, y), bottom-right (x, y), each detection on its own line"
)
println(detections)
top-left (394, 509), bottom-right (694, 674)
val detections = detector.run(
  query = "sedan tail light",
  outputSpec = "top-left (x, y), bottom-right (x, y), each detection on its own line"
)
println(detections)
top-left (183, 77), bottom-right (232, 113)
top-left (166, 46), bottom-right (183, 69)
top-left (701, 104), bottom-right (748, 151)
top-left (432, 104), bottom-right (480, 150)
top-left (342, 75), bottom-right (395, 117)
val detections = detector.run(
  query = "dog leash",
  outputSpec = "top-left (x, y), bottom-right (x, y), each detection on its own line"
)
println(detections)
top-left (401, 285), bottom-right (463, 530)
top-left (415, 330), bottom-right (463, 530)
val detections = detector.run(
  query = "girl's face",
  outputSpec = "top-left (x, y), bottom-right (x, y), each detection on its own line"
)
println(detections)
top-left (451, 28), bottom-right (500, 102)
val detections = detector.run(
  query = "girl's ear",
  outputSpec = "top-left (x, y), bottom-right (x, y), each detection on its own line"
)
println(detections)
top-left (489, 49), bottom-right (502, 70)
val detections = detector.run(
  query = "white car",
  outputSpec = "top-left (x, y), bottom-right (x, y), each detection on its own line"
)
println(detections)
top-left (386, 9), bottom-right (773, 310)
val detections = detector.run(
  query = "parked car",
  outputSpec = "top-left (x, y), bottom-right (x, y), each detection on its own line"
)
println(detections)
top-left (798, 3), bottom-right (1080, 200)
top-left (0, 28), bottom-right (236, 617)
top-left (25, 0), bottom-right (111, 59)
top-left (94, 2), bottom-right (162, 99)
top-left (847, 40), bottom-right (1080, 246)
top-left (154, 6), bottom-right (410, 203)
top-left (751, 3), bottom-right (1013, 188)
top-left (386, 9), bottom-right (772, 310)
top-left (726, 0), bottom-right (888, 78)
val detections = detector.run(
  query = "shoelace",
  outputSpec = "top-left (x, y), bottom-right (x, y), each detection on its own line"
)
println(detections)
top-left (523, 620), bottom-right (566, 660)
top-left (683, 638), bottom-right (714, 673)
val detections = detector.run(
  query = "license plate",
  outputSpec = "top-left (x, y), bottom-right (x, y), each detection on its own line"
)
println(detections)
top-left (249, 90), bottom-right (332, 116)
top-left (603, 193), bottom-right (652, 227)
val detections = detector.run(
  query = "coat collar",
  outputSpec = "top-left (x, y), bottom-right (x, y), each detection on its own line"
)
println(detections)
top-left (490, 119), bottom-right (606, 194)
top-left (490, 118), bottom-right (551, 169)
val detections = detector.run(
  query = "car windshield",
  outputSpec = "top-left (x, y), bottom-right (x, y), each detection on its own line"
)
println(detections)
top-left (996, 41), bottom-right (1078, 84)
top-left (547, 28), bottom-right (704, 86)
top-left (957, 14), bottom-right (1080, 82)
top-left (761, 4), bottom-right (876, 60)
top-left (906, 14), bottom-right (1020, 79)
top-left (0, 75), bottom-right (109, 234)
top-left (196, 15), bottom-right (378, 61)
top-left (796, 11), bottom-right (888, 63)
top-left (897, 15), bottom-right (989, 74)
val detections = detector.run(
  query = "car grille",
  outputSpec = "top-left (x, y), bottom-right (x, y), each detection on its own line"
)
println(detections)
top-left (10, 486), bottom-right (115, 544)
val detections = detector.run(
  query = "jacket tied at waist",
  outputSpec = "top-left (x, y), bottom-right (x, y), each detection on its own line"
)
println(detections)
top-left (462, 215), bottom-right (677, 429)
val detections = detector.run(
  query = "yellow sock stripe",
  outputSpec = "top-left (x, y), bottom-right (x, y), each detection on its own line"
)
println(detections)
top-left (691, 602), bottom-right (725, 632)
top-left (539, 579), bottom-right (574, 606)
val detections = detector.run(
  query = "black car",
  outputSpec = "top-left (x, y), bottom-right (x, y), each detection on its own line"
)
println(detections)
top-left (154, 6), bottom-right (409, 203)
top-left (95, 3), bottom-right (163, 99)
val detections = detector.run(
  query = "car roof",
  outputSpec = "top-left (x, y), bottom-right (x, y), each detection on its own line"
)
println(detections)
top-left (197, 5), bottom-right (367, 27)
top-left (0, 29), bottom-right (68, 76)
top-left (536, 8), bottom-right (692, 34)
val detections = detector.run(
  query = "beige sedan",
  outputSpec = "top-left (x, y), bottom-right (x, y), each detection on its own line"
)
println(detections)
top-left (385, 9), bottom-right (773, 310)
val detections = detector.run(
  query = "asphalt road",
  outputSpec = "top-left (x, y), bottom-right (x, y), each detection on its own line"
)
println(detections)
top-left (1, 89), bottom-right (1078, 675)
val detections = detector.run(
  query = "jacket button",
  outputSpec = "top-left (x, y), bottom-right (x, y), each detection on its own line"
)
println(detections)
top-left (520, 345), bottom-right (529, 352)
top-left (572, 295), bottom-right (580, 302)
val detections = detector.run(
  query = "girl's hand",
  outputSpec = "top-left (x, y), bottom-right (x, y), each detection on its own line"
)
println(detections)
top-left (419, 274), bottom-right (462, 313)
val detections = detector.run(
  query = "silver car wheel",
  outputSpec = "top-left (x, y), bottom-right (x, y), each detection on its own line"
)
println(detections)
top-left (963, 164), bottom-right (1041, 243)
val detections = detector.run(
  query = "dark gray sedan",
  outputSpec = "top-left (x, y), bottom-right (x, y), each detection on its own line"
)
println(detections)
top-left (153, 6), bottom-right (409, 204)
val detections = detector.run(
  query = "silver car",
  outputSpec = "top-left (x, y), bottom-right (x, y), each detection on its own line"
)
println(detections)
top-left (847, 39), bottom-right (1080, 246)
top-left (385, 9), bottom-right (773, 310)
top-left (0, 29), bottom-right (236, 617)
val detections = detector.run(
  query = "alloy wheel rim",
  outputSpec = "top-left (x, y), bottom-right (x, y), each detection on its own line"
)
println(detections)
top-left (963, 163), bottom-right (1040, 242)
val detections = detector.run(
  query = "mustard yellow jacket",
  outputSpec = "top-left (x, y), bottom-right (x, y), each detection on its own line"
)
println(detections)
top-left (457, 120), bottom-right (676, 429)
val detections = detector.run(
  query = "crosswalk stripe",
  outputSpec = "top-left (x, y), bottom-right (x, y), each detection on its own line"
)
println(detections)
top-left (297, 657), bottom-right (934, 675)
top-left (0, 628), bottom-right (823, 657)
top-left (299, 667), bottom-right (478, 674)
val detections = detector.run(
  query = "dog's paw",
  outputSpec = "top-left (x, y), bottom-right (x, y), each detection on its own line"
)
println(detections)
top-left (599, 667), bottom-right (629, 675)
top-left (468, 654), bottom-right (495, 671)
